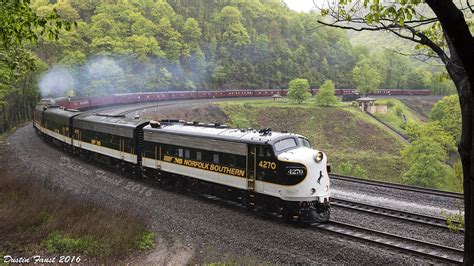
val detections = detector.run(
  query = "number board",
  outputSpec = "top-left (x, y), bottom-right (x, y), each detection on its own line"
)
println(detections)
top-left (286, 167), bottom-right (306, 177)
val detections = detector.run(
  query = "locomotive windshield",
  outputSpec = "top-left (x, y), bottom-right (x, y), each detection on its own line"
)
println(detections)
top-left (274, 138), bottom-right (297, 152)
top-left (273, 137), bottom-right (312, 152)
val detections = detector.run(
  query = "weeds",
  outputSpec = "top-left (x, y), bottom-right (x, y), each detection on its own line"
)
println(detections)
top-left (137, 231), bottom-right (156, 251)
top-left (441, 200), bottom-right (465, 233)
top-left (0, 148), bottom-right (154, 261)
top-left (338, 162), bottom-right (368, 178)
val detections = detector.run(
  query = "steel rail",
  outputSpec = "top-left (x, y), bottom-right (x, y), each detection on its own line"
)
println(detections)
top-left (330, 174), bottom-right (463, 199)
top-left (331, 197), bottom-right (464, 232)
top-left (316, 221), bottom-right (464, 264)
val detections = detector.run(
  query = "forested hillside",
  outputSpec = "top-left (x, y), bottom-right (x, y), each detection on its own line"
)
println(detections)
top-left (0, 0), bottom-right (455, 132)
top-left (30, 0), bottom-right (454, 95)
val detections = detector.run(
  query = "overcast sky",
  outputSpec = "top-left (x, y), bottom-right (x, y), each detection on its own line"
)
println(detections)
top-left (283, 0), bottom-right (317, 12)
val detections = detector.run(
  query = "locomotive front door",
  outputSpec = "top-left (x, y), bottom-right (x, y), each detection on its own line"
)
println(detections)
top-left (247, 145), bottom-right (256, 191)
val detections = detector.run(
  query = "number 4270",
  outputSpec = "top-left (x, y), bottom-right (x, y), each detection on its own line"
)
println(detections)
top-left (259, 160), bottom-right (276, 170)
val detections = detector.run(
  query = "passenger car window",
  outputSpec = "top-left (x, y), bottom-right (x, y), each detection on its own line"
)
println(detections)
top-left (274, 138), bottom-right (297, 152)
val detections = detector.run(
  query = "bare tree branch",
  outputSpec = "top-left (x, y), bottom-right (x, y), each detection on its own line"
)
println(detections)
top-left (316, 20), bottom-right (395, 31)
top-left (468, 0), bottom-right (474, 13)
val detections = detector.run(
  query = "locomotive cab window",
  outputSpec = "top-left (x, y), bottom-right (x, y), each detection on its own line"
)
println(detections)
top-left (274, 138), bottom-right (297, 152)
top-left (258, 145), bottom-right (274, 158)
top-left (298, 137), bottom-right (311, 148)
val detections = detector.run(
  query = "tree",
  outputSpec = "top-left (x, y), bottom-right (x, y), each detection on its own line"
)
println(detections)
top-left (430, 95), bottom-right (462, 144)
top-left (287, 78), bottom-right (310, 104)
top-left (405, 121), bottom-right (456, 152)
top-left (319, 1), bottom-right (474, 262)
top-left (0, 0), bottom-right (71, 132)
top-left (315, 80), bottom-right (338, 106)
top-left (352, 57), bottom-right (382, 95)
top-left (401, 140), bottom-right (447, 188)
top-left (215, 6), bottom-right (250, 46)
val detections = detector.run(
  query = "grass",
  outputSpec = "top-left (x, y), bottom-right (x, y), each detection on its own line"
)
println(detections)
top-left (216, 99), bottom-right (408, 182)
top-left (217, 98), bottom-right (465, 191)
top-left (372, 98), bottom-right (422, 134)
top-left (218, 97), bottom-right (350, 109)
top-left (0, 146), bottom-right (155, 261)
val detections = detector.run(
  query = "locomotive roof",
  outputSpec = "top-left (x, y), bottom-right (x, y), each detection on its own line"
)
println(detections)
top-left (42, 106), bottom-right (82, 118)
top-left (75, 113), bottom-right (148, 127)
top-left (143, 121), bottom-right (301, 145)
top-left (74, 113), bottom-right (149, 138)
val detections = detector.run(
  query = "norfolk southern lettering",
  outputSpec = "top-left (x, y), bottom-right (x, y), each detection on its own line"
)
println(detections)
top-left (33, 105), bottom-right (331, 223)
top-left (185, 159), bottom-right (246, 177)
top-left (167, 156), bottom-right (246, 177)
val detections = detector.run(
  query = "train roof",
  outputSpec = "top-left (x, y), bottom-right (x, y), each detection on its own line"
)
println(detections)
top-left (43, 106), bottom-right (82, 117)
top-left (143, 121), bottom-right (302, 145)
top-left (74, 113), bottom-right (148, 138)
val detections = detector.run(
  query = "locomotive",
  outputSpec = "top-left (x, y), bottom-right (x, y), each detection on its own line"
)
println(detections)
top-left (33, 103), bottom-right (331, 223)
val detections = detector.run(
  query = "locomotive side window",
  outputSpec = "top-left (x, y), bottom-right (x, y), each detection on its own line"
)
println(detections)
top-left (184, 149), bottom-right (190, 159)
top-left (258, 145), bottom-right (273, 158)
top-left (298, 137), bottom-right (311, 148)
top-left (274, 138), bottom-right (297, 152)
top-left (213, 154), bottom-right (219, 164)
top-left (196, 151), bottom-right (202, 161)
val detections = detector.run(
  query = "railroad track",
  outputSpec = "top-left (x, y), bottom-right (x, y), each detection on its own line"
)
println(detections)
top-left (316, 221), bottom-right (464, 264)
top-left (330, 174), bottom-right (464, 200)
top-left (331, 197), bottom-right (464, 232)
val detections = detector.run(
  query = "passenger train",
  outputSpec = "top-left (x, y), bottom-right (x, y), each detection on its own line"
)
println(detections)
top-left (54, 88), bottom-right (431, 110)
top-left (33, 98), bottom-right (331, 223)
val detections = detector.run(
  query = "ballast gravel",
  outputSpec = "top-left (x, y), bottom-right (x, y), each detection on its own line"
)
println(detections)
top-left (4, 124), bottom-right (429, 264)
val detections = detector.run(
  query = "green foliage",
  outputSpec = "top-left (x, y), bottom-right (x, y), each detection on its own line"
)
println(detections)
top-left (44, 232), bottom-right (112, 257)
top-left (287, 78), bottom-right (310, 104)
top-left (401, 137), bottom-right (448, 188)
top-left (1, 0), bottom-right (73, 48)
top-left (405, 122), bottom-right (456, 151)
top-left (395, 106), bottom-right (403, 117)
top-left (352, 56), bottom-right (382, 95)
top-left (430, 95), bottom-right (461, 144)
top-left (231, 116), bottom-right (250, 128)
top-left (441, 201), bottom-right (465, 233)
top-left (339, 162), bottom-right (367, 178)
top-left (137, 231), bottom-right (155, 251)
top-left (373, 99), bottom-right (420, 134)
top-left (453, 160), bottom-right (463, 192)
top-left (315, 80), bottom-right (339, 107)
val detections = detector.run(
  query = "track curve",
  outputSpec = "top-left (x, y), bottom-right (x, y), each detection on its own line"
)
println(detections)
top-left (4, 100), bottom-right (464, 264)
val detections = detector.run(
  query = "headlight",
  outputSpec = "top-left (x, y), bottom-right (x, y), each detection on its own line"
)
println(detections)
top-left (314, 151), bottom-right (324, 163)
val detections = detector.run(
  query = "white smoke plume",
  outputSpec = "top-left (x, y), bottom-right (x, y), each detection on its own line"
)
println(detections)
top-left (38, 66), bottom-right (75, 97)
top-left (38, 54), bottom-right (209, 97)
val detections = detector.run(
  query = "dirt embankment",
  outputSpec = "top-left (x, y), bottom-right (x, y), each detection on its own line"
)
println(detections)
top-left (139, 103), bottom-right (229, 124)
top-left (399, 98), bottom-right (439, 120)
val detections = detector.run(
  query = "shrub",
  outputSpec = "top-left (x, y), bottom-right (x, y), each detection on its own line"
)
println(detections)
top-left (44, 232), bottom-right (112, 257)
top-left (338, 162), bottom-right (367, 178)
top-left (287, 78), bottom-right (310, 104)
top-left (137, 231), bottom-right (155, 251)
top-left (315, 80), bottom-right (339, 107)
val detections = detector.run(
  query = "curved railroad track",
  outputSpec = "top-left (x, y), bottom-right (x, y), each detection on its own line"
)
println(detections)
top-left (330, 174), bottom-right (463, 200)
top-left (331, 197), bottom-right (463, 232)
top-left (26, 99), bottom-right (465, 263)
top-left (316, 221), bottom-right (464, 264)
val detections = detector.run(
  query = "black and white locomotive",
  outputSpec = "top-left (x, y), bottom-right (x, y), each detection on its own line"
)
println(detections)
top-left (33, 103), bottom-right (331, 223)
